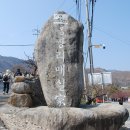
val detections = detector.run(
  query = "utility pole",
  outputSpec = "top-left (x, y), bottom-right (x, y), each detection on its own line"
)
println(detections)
top-left (85, 0), bottom-right (94, 74)
top-left (75, 0), bottom-right (81, 21)
top-left (32, 27), bottom-right (40, 38)
top-left (85, 0), bottom-right (96, 99)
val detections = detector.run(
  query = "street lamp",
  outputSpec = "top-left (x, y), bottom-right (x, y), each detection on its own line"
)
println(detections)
top-left (89, 44), bottom-right (106, 49)
top-left (88, 43), bottom-right (106, 101)
top-left (88, 44), bottom-right (106, 74)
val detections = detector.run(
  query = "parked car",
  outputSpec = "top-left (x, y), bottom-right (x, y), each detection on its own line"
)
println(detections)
top-left (96, 97), bottom-right (103, 103)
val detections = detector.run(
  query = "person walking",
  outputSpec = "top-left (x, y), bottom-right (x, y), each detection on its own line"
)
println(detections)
top-left (2, 69), bottom-right (11, 94)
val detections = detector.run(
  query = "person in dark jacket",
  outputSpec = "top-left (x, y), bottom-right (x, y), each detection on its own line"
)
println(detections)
top-left (14, 69), bottom-right (22, 77)
top-left (118, 97), bottom-right (123, 105)
top-left (2, 69), bottom-right (11, 94)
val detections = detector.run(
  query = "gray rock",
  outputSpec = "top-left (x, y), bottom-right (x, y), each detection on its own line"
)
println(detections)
top-left (8, 93), bottom-right (32, 107)
top-left (0, 104), bottom-right (128, 130)
top-left (11, 82), bottom-right (32, 94)
top-left (35, 11), bottom-right (84, 107)
top-left (25, 77), bottom-right (47, 106)
top-left (14, 76), bottom-right (25, 82)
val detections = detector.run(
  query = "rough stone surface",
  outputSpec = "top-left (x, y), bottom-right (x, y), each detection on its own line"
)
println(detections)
top-left (25, 77), bottom-right (47, 106)
top-left (14, 76), bottom-right (25, 82)
top-left (8, 93), bottom-right (32, 107)
top-left (0, 103), bottom-right (128, 130)
top-left (11, 82), bottom-right (32, 94)
top-left (35, 11), bottom-right (84, 107)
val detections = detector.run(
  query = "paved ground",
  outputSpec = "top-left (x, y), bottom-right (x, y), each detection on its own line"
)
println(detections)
top-left (0, 82), bottom-right (10, 130)
top-left (0, 95), bottom-right (9, 130)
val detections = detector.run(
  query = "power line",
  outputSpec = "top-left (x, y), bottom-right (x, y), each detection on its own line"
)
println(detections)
top-left (95, 27), bottom-right (130, 46)
top-left (0, 44), bottom-right (34, 46)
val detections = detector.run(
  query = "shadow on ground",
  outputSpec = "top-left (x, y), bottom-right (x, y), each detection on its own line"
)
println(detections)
top-left (0, 94), bottom-right (10, 107)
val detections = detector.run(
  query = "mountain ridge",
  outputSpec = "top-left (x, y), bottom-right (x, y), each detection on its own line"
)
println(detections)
top-left (0, 55), bottom-right (129, 87)
top-left (0, 55), bottom-right (25, 72)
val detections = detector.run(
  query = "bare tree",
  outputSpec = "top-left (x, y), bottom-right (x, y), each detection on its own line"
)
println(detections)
top-left (11, 64), bottom-right (25, 74)
top-left (24, 52), bottom-right (37, 77)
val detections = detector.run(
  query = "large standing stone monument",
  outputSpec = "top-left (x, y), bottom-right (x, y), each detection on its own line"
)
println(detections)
top-left (35, 11), bottom-right (84, 107)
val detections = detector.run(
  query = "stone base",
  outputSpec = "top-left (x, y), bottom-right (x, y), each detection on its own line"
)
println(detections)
top-left (14, 76), bottom-right (25, 82)
top-left (8, 93), bottom-right (32, 107)
top-left (0, 103), bottom-right (129, 130)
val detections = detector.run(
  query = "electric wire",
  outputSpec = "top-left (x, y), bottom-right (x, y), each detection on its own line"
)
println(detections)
top-left (94, 27), bottom-right (130, 46)
top-left (0, 44), bottom-right (34, 46)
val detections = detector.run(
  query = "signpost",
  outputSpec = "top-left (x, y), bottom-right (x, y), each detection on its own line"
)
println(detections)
top-left (88, 72), bottom-right (112, 103)
top-left (88, 72), bottom-right (112, 85)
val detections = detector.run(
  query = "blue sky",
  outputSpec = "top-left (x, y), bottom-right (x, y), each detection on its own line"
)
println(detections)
top-left (0, 0), bottom-right (130, 71)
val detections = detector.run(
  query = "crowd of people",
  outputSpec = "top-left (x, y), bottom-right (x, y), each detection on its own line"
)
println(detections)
top-left (111, 97), bottom-right (128, 102)
top-left (111, 97), bottom-right (129, 105)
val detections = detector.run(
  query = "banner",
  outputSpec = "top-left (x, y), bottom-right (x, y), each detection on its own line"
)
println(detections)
top-left (88, 72), bottom-right (112, 86)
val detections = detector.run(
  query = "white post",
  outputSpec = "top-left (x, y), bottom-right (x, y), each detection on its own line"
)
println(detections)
top-left (102, 84), bottom-right (104, 103)
top-left (101, 73), bottom-right (105, 103)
